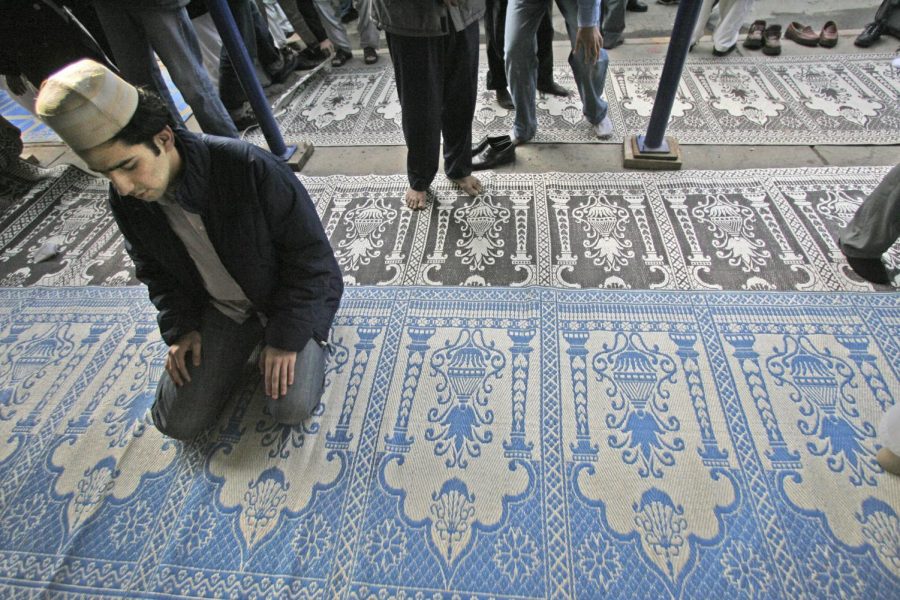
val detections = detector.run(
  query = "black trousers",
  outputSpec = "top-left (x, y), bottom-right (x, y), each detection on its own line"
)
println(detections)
top-left (386, 22), bottom-right (480, 191)
top-left (485, 0), bottom-right (556, 91)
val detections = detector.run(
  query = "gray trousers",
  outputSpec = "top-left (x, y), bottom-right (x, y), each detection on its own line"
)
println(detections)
top-left (93, 1), bottom-right (239, 138)
top-left (152, 305), bottom-right (327, 440)
top-left (839, 164), bottom-right (900, 258)
top-left (313, 0), bottom-right (379, 52)
top-left (601, 0), bottom-right (626, 46)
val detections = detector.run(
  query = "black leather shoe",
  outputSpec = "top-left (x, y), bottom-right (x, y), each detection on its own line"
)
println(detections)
top-left (472, 134), bottom-right (509, 157)
top-left (846, 256), bottom-right (890, 284)
top-left (495, 87), bottom-right (514, 109)
top-left (537, 81), bottom-right (570, 97)
top-left (855, 22), bottom-right (883, 48)
top-left (602, 38), bottom-right (624, 50)
top-left (472, 139), bottom-right (515, 170)
top-left (627, 0), bottom-right (648, 12)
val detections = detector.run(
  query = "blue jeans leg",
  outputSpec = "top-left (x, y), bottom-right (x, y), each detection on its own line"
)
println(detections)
top-left (266, 338), bottom-right (327, 425)
top-left (141, 7), bottom-right (240, 137)
top-left (152, 306), bottom-right (264, 440)
top-left (556, 0), bottom-right (609, 126)
top-left (505, 0), bottom-right (549, 142)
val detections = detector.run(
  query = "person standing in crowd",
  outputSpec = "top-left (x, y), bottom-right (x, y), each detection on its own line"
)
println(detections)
top-left (92, 0), bottom-right (239, 138)
top-left (36, 59), bottom-right (344, 439)
top-left (506, 0), bottom-right (613, 144)
top-left (601, 0), bottom-right (647, 50)
top-left (372, 0), bottom-right (485, 211)
top-left (690, 0), bottom-right (756, 56)
top-left (485, 0), bottom-right (569, 110)
top-left (839, 164), bottom-right (899, 285)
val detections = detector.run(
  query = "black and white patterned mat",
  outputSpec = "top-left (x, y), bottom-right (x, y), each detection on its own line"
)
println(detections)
top-left (1, 165), bottom-right (896, 291)
top-left (247, 53), bottom-right (900, 146)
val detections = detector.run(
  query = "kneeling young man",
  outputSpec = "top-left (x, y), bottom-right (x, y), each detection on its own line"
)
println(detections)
top-left (36, 60), bottom-right (344, 440)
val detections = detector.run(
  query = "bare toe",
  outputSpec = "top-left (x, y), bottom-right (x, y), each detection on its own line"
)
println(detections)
top-left (405, 188), bottom-right (426, 210)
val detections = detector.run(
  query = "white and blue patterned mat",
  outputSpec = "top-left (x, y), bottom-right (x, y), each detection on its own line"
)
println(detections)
top-left (0, 286), bottom-right (898, 597)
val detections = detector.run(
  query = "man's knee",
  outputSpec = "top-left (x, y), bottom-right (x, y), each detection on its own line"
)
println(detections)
top-left (268, 386), bottom-right (323, 426)
top-left (152, 376), bottom-right (221, 440)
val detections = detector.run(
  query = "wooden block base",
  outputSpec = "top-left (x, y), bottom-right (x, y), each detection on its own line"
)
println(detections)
top-left (284, 142), bottom-right (314, 172)
top-left (623, 136), bottom-right (683, 170)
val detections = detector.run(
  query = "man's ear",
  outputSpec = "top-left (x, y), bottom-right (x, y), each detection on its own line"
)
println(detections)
top-left (155, 126), bottom-right (176, 152)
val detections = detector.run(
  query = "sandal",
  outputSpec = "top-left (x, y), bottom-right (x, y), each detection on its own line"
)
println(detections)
top-left (331, 48), bottom-right (352, 67)
top-left (364, 47), bottom-right (378, 65)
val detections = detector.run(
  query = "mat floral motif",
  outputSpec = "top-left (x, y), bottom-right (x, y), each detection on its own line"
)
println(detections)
top-left (0, 286), bottom-right (897, 598)
top-left (249, 53), bottom-right (900, 146)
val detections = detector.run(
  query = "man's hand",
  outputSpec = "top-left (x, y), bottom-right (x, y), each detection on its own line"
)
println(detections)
top-left (259, 346), bottom-right (298, 400)
top-left (167, 331), bottom-right (201, 387)
top-left (575, 26), bottom-right (603, 65)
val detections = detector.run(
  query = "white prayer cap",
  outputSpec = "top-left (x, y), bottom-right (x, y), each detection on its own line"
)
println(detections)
top-left (35, 59), bottom-right (139, 151)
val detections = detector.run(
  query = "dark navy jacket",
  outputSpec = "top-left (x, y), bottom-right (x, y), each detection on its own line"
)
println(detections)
top-left (109, 129), bottom-right (343, 352)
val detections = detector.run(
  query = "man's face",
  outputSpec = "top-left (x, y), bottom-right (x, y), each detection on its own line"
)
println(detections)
top-left (81, 127), bottom-right (177, 202)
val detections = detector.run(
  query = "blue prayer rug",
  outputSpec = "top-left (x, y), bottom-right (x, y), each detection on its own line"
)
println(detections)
top-left (0, 286), bottom-right (897, 598)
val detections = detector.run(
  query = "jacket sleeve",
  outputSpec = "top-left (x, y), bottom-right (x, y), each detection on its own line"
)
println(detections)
top-left (577, 0), bottom-right (601, 28)
top-left (251, 153), bottom-right (343, 352)
top-left (108, 191), bottom-right (202, 345)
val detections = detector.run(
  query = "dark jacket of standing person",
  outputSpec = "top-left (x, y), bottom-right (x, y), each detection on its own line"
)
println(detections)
top-left (372, 0), bottom-right (485, 36)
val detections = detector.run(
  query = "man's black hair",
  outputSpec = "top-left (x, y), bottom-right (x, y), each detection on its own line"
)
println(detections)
top-left (108, 87), bottom-right (175, 155)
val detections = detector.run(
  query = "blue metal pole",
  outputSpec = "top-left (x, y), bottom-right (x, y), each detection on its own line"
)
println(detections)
top-left (638, 0), bottom-right (704, 152)
top-left (206, 0), bottom-right (295, 159)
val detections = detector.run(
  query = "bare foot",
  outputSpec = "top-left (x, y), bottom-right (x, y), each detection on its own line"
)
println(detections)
top-left (405, 187), bottom-right (427, 210)
top-left (452, 175), bottom-right (483, 197)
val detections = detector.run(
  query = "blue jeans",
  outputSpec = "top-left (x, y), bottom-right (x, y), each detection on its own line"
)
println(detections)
top-left (505, 0), bottom-right (609, 142)
top-left (93, 1), bottom-right (239, 138)
top-left (152, 305), bottom-right (327, 440)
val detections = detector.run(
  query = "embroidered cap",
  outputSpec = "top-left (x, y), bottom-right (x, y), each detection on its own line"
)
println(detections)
top-left (35, 59), bottom-right (138, 151)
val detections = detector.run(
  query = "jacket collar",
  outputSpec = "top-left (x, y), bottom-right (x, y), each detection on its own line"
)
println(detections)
top-left (170, 128), bottom-right (210, 216)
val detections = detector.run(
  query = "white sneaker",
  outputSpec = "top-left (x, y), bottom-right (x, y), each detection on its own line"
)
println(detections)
top-left (593, 115), bottom-right (614, 139)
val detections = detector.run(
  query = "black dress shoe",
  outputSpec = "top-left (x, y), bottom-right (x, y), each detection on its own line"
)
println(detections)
top-left (537, 81), bottom-right (570, 97)
top-left (627, 0), bottom-right (648, 12)
top-left (602, 38), bottom-right (624, 50)
top-left (495, 87), bottom-right (514, 109)
top-left (473, 139), bottom-right (515, 170)
top-left (855, 22), bottom-right (883, 48)
top-left (846, 256), bottom-right (890, 284)
top-left (472, 134), bottom-right (509, 156)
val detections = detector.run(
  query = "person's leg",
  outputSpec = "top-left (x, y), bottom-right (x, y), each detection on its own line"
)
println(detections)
top-left (386, 31), bottom-right (444, 206)
top-left (536, 7), bottom-right (568, 93)
top-left (556, 0), bottom-right (609, 127)
top-left (266, 338), bottom-right (327, 424)
top-left (295, 0), bottom-right (330, 43)
top-left (278, 0), bottom-right (318, 46)
top-left (690, 0), bottom-right (716, 47)
top-left (601, 0), bottom-right (626, 48)
top-left (252, 1), bottom-right (283, 66)
top-left (219, 0), bottom-right (258, 111)
top-left (92, 2), bottom-right (186, 128)
top-left (839, 164), bottom-right (900, 258)
top-left (152, 307), bottom-right (264, 440)
top-left (486, 0), bottom-right (508, 91)
top-left (506, 0), bottom-right (549, 143)
top-left (356, 0), bottom-right (380, 50)
top-left (312, 0), bottom-right (353, 54)
top-left (442, 20), bottom-right (481, 190)
top-left (141, 7), bottom-right (240, 137)
top-left (712, 0), bottom-right (755, 52)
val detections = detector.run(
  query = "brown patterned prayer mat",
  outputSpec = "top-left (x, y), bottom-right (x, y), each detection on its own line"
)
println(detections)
top-left (247, 53), bottom-right (900, 147)
top-left (0, 166), bottom-right (897, 290)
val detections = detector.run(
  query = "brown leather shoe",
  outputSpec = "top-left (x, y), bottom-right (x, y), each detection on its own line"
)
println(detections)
top-left (785, 21), bottom-right (820, 47)
top-left (819, 21), bottom-right (838, 48)
top-left (762, 24), bottom-right (782, 56)
top-left (743, 20), bottom-right (766, 50)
